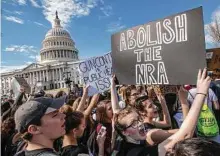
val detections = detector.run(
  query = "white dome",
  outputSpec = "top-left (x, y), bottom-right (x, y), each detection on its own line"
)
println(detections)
top-left (45, 27), bottom-right (71, 38)
top-left (39, 11), bottom-right (79, 65)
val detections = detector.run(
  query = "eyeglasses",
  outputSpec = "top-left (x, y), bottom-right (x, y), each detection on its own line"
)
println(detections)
top-left (125, 117), bottom-right (143, 129)
top-left (130, 93), bottom-right (139, 96)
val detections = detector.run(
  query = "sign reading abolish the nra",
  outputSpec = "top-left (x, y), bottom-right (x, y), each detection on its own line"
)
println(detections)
top-left (111, 7), bottom-right (207, 85)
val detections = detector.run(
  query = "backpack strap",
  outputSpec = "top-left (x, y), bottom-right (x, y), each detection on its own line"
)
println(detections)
top-left (14, 150), bottom-right (25, 156)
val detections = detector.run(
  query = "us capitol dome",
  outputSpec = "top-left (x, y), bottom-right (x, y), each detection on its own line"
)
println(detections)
top-left (40, 11), bottom-right (79, 64)
top-left (1, 11), bottom-right (81, 95)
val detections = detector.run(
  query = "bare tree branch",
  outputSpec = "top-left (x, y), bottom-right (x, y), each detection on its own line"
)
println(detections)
top-left (206, 15), bottom-right (220, 47)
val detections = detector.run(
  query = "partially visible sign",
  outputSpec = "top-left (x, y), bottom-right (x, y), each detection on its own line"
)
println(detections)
top-left (206, 52), bottom-right (213, 59)
top-left (77, 53), bottom-right (112, 96)
top-left (111, 7), bottom-right (206, 85)
top-left (207, 48), bottom-right (220, 71)
top-left (10, 77), bottom-right (31, 97)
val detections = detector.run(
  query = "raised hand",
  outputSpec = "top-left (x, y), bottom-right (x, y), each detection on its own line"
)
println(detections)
top-left (111, 74), bottom-right (116, 86)
top-left (83, 85), bottom-right (89, 95)
top-left (196, 68), bottom-right (211, 95)
top-left (96, 128), bottom-right (106, 147)
top-left (178, 86), bottom-right (188, 100)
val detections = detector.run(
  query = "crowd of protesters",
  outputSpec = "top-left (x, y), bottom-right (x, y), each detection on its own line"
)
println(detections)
top-left (1, 68), bottom-right (220, 156)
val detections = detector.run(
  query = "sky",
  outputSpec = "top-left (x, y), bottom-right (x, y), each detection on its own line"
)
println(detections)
top-left (1, 0), bottom-right (220, 73)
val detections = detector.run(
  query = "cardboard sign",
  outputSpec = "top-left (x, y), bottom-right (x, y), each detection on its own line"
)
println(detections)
top-left (207, 48), bottom-right (220, 71)
top-left (78, 53), bottom-right (112, 96)
top-left (111, 7), bottom-right (206, 85)
top-left (10, 77), bottom-right (31, 97)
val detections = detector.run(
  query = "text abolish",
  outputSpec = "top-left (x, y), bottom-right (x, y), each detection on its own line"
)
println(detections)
top-left (119, 14), bottom-right (187, 51)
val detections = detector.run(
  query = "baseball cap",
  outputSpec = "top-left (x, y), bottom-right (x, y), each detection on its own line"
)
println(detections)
top-left (15, 96), bottom-right (67, 133)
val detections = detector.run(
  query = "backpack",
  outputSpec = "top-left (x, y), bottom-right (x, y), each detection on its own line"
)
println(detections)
top-left (189, 91), bottom-right (219, 137)
top-left (197, 103), bottom-right (219, 137)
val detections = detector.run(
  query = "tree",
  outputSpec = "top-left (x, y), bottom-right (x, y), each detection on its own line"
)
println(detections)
top-left (206, 15), bottom-right (220, 47)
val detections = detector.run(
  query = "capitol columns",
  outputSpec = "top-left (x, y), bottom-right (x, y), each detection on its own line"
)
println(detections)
top-left (36, 71), bottom-right (38, 82)
top-left (57, 68), bottom-right (59, 81)
top-left (59, 68), bottom-right (62, 82)
top-left (28, 72), bottom-right (31, 85)
top-left (39, 70), bottom-right (42, 81)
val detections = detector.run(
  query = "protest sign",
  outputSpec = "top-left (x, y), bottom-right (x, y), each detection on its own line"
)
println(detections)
top-left (206, 48), bottom-right (220, 71)
top-left (78, 53), bottom-right (112, 96)
top-left (10, 77), bottom-right (31, 97)
top-left (111, 7), bottom-right (206, 85)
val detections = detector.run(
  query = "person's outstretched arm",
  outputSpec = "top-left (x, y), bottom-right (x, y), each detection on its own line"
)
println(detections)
top-left (76, 86), bottom-right (89, 112)
top-left (84, 93), bottom-right (100, 117)
top-left (153, 86), bottom-right (172, 128)
top-left (164, 68), bottom-right (211, 151)
top-left (111, 75), bottom-right (121, 114)
top-left (178, 86), bottom-right (190, 120)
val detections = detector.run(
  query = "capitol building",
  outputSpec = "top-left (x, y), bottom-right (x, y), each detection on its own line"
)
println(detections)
top-left (1, 12), bottom-right (82, 95)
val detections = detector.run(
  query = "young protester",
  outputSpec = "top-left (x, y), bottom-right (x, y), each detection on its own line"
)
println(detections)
top-left (113, 107), bottom-right (158, 156)
top-left (110, 77), bottom-right (159, 155)
top-left (60, 109), bottom-right (106, 156)
top-left (136, 86), bottom-right (172, 127)
top-left (133, 86), bottom-right (181, 146)
top-left (124, 85), bottom-right (141, 107)
top-left (95, 100), bottom-right (114, 155)
top-left (61, 111), bottom-right (88, 156)
top-left (69, 86), bottom-right (102, 153)
top-left (14, 96), bottom-right (66, 156)
top-left (164, 68), bottom-right (215, 153)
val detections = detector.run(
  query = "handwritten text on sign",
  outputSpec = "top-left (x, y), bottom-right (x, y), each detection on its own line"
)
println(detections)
top-left (119, 14), bottom-right (187, 84)
top-left (78, 53), bottom-right (112, 94)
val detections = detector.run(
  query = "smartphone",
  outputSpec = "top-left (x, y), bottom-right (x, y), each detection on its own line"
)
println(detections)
top-left (98, 126), bottom-right (106, 136)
